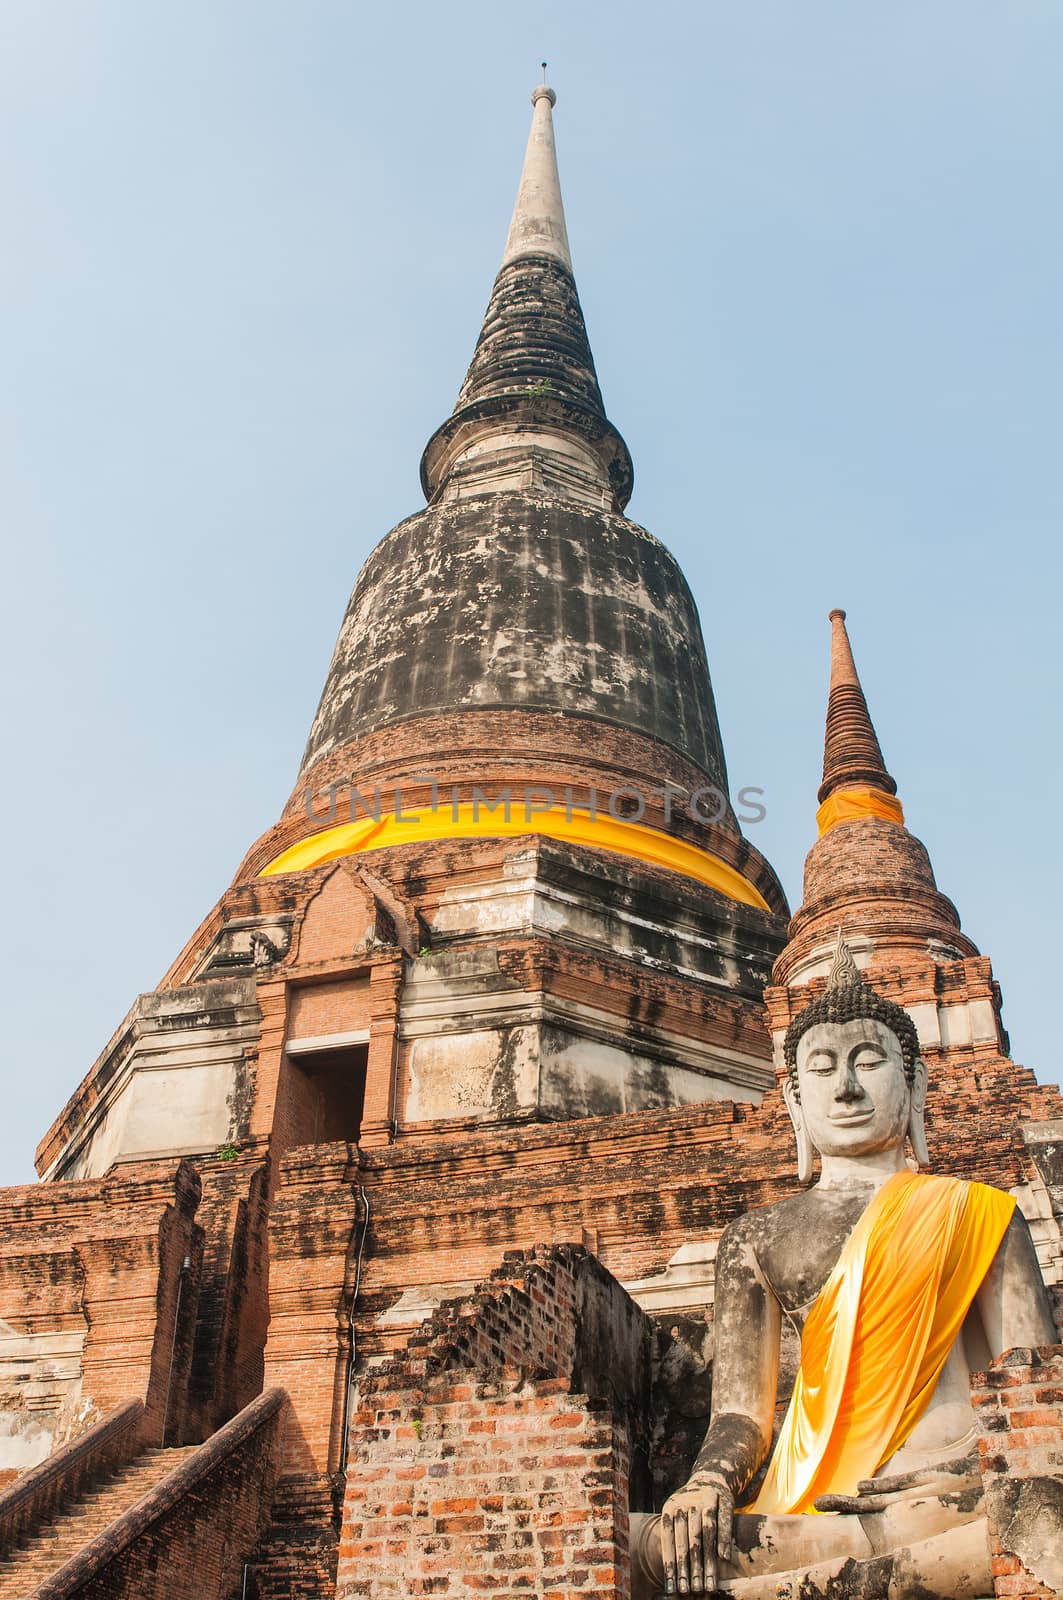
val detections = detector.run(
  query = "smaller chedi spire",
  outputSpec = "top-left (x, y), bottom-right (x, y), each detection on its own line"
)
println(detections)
top-left (771, 606), bottom-right (975, 991)
top-left (816, 609), bottom-right (903, 835)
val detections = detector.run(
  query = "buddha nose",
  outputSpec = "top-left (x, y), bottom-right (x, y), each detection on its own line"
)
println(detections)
top-left (835, 1063), bottom-right (863, 1102)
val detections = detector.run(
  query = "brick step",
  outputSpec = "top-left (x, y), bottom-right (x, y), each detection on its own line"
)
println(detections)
top-left (0, 1447), bottom-right (198, 1595)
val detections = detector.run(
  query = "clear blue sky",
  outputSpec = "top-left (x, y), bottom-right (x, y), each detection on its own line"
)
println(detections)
top-left (2, 2), bottom-right (1060, 1185)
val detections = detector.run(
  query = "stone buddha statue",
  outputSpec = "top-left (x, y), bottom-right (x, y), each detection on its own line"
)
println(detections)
top-left (631, 937), bottom-right (1056, 1599)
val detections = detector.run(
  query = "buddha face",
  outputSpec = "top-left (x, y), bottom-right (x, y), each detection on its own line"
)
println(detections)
top-left (794, 1017), bottom-right (912, 1160)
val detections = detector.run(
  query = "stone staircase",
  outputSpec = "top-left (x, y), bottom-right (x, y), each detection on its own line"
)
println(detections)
top-left (0, 1446), bottom-right (198, 1596)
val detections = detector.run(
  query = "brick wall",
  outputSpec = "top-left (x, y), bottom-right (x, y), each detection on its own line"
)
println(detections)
top-left (289, 976), bottom-right (372, 1040)
top-left (337, 1246), bottom-right (650, 1600)
top-left (400, 1245), bottom-right (652, 1423)
top-left (279, 1053), bottom-right (332, 1152)
top-left (262, 1144), bottom-right (360, 1477)
top-left (187, 1154), bottom-right (271, 1438)
top-left (0, 1159), bottom-right (202, 1465)
top-left (972, 1344), bottom-right (1063, 1600)
top-left (341, 1377), bottom-right (629, 1600)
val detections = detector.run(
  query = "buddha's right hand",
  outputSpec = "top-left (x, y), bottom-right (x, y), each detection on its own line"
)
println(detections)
top-left (660, 1472), bottom-right (734, 1595)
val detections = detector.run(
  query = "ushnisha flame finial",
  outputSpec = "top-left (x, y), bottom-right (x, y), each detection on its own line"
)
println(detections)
top-left (826, 929), bottom-right (863, 990)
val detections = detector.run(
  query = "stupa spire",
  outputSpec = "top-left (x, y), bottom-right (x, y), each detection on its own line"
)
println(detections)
top-left (772, 616), bottom-right (978, 990)
top-left (501, 80), bottom-right (572, 271)
top-left (420, 79), bottom-right (632, 510)
top-left (818, 608), bottom-right (898, 806)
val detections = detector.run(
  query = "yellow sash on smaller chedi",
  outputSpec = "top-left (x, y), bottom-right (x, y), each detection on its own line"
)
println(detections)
top-left (749, 1170), bottom-right (1015, 1516)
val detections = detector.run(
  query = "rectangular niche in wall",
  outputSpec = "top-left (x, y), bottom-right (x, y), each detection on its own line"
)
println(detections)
top-left (284, 1036), bottom-right (369, 1146)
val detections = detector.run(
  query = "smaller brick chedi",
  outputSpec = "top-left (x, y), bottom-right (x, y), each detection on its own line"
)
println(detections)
top-left (0, 84), bottom-right (1059, 1600)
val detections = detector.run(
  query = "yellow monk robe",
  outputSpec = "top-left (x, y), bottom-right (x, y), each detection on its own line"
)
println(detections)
top-left (749, 1170), bottom-right (1015, 1515)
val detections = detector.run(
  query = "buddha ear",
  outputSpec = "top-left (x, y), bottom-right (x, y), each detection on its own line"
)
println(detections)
top-left (783, 1077), bottom-right (815, 1185)
top-left (907, 1057), bottom-right (930, 1168)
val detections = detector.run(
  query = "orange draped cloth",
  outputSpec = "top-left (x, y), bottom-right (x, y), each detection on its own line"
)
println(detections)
top-left (749, 1170), bottom-right (1015, 1515)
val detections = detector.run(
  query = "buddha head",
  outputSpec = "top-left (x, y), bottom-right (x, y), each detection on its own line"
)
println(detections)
top-left (782, 935), bottom-right (928, 1182)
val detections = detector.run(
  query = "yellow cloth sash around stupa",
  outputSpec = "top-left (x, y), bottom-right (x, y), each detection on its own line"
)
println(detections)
top-left (816, 785), bottom-right (905, 837)
top-left (259, 803), bottom-right (771, 910)
top-left (749, 1169), bottom-right (1014, 1515)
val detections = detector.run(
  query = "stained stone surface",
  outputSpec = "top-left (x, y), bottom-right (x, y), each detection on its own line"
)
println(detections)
top-left (301, 490), bottom-right (729, 783)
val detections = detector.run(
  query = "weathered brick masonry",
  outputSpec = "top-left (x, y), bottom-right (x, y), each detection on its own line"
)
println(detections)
top-left (340, 1246), bottom-right (651, 1600)
top-left (973, 1346), bottom-right (1063, 1600)
top-left (0, 1160), bottom-right (201, 1460)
